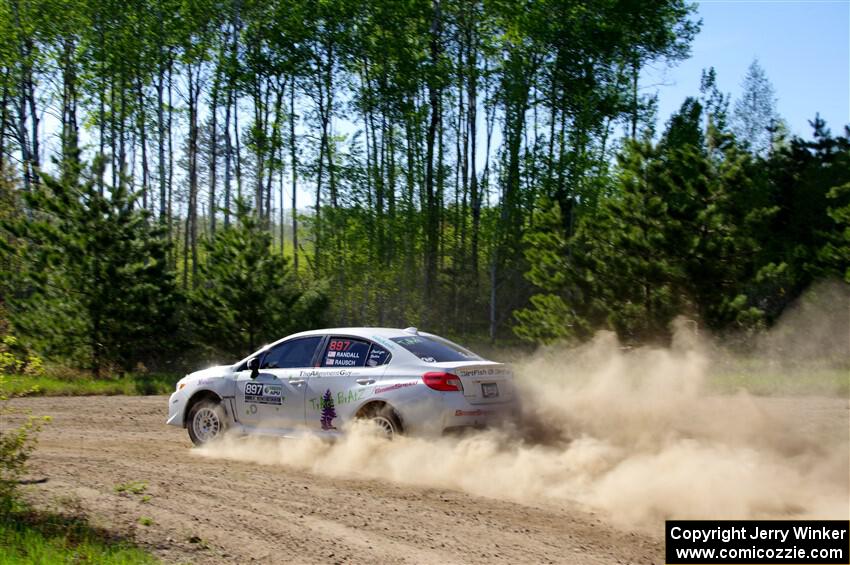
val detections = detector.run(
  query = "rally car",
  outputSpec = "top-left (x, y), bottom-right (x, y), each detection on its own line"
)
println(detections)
top-left (167, 327), bottom-right (518, 445)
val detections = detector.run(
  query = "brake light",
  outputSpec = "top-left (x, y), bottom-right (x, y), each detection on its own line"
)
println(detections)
top-left (422, 372), bottom-right (463, 392)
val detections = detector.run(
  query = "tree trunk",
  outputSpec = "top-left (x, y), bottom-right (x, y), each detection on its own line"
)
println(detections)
top-left (16, 75), bottom-right (31, 192)
top-left (119, 73), bottom-right (127, 189)
top-left (157, 64), bottom-right (167, 222)
top-left (289, 80), bottom-right (298, 270)
top-left (136, 78), bottom-right (149, 211)
top-left (188, 63), bottom-right (200, 286)
top-left (468, 24), bottom-right (480, 279)
top-left (0, 70), bottom-right (9, 174)
top-left (252, 72), bottom-right (266, 217)
top-left (223, 70), bottom-right (233, 228)
top-left (167, 58), bottom-right (175, 263)
top-left (61, 38), bottom-right (79, 183)
top-left (423, 0), bottom-right (442, 312)
top-left (209, 69), bottom-right (220, 236)
top-left (25, 40), bottom-right (39, 187)
top-left (234, 87), bottom-right (243, 201)
top-left (266, 80), bottom-right (285, 226)
top-left (324, 44), bottom-right (337, 209)
top-left (98, 22), bottom-right (106, 195)
top-left (110, 77), bottom-right (117, 188)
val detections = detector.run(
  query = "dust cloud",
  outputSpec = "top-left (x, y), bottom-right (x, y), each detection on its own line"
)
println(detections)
top-left (197, 286), bottom-right (849, 529)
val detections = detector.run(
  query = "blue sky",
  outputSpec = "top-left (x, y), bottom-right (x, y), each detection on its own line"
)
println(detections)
top-left (650, 0), bottom-right (850, 137)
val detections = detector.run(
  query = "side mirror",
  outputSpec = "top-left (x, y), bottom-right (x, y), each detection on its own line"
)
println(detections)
top-left (248, 357), bottom-right (260, 379)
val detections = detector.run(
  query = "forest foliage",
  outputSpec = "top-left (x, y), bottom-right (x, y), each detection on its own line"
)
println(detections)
top-left (0, 0), bottom-right (846, 374)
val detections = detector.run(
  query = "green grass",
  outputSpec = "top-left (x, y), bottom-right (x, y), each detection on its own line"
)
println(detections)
top-left (708, 366), bottom-right (850, 396)
top-left (114, 482), bottom-right (147, 495)
top-left (0, 501), bottom-right (158, 564)
top-left (3, 372), bottom-right (179, 397)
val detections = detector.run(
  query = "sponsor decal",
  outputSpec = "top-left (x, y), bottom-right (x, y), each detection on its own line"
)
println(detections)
top-left (320, 389), bottom-right (337, 430)
top-left (328, 339), bottom-right (353, 351)
top-left (393, 336), bottom-right (421, 346)
top-left (323, 339), bottom-right (370, 367)
top-left (372, 336), bottom-right (396, 350)
top-left (456, 368), bottom-right (511, 378)
top-left (374, 381), bottom-right (416, 394)
top-left (244, 382), bottom-right (284, 405)
top-left (337, 388), bottom-right (366, 405)
top-left (308, 388), bottom-right (367, 411)
top-left (299, 369), bottom-right (352, 377)
top-left (367, 345), bottom-right (390, 367)
top-left (455, 409), bottom-right (494, 417)
top-left (334, 351), bottom-right (360, 358)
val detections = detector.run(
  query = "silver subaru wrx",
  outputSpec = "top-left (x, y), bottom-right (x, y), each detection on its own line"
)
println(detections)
top-left (167, 327), bottom-right (518, 445)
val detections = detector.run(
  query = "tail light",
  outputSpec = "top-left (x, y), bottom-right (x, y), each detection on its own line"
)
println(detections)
top-left (422, 372), bottom-right (463, 392)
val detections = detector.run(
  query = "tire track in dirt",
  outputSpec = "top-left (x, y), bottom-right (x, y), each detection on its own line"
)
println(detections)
top-left (7, 395), bottom-right (664, 564)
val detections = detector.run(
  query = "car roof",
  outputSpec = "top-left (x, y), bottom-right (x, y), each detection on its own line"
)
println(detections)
top-left (233, 327), bottom-right (486, 368)
top-left (282, 327), bottom-right (420, 341)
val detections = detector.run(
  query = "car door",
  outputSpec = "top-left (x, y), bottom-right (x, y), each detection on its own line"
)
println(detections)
top-left (304, 336), bottom-right (391, 431)
top-left (234, 336), bottom-right (323, 432)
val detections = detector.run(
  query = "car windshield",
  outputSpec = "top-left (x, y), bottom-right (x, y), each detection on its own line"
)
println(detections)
top-left (390, 334), bottom-right (481, 363)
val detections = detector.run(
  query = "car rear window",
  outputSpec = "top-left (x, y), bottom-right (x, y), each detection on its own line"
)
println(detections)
top-left (366, 345), bottom-right (391, 367)
top-left (390, 335), bottom-right (481, 363)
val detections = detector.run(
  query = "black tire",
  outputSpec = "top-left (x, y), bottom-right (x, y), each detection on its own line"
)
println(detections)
top-left (360, 404), bottom-right (402, 439)
top-left (187, 399), bottom-right (227, 446)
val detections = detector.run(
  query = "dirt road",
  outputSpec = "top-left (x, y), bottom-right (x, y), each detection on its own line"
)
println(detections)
top-left (6, 394), bottom-right (848, 564)
top-left (7, 395), bottom-right (662, 564)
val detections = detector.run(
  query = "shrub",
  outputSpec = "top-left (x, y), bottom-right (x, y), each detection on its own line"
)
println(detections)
top-left (0, 373), bottom-right (50, 502)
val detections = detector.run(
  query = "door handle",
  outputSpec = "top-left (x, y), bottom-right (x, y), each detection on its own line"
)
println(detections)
top-left (289, 379), bottom-right (306, 385)
top-left (355, 378), bottom-right (375, 385)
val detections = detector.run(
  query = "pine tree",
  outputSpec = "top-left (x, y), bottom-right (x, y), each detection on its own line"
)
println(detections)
top-left (517, 125), bottom-right (773, 344)
top-left (4, 157), bottom-right (179, 375)
top-left (189, 199), bottom-right (328, 359)
top-left (761, 119), bottom-right (850, 314)
top-left (320, 388), bottom-right (336, 430)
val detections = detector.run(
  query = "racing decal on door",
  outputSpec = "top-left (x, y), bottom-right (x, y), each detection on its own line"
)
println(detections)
top-left (320, 389), bottom-right (337, 430)
top-left (309, 388), bottom-right (368, 410)
top-left (244, 382), bottom-right (284, 405)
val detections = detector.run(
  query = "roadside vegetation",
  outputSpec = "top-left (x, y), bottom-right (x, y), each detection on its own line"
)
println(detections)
top-left (708, 367), bottom-right (849, 397)
top-left (0, 0), bottom-right (846, 382)
top-left (2, 371), bottom-right (178, 398)
top-left (1, 360), bottom-right (158, 563)
top-left (0, 503), bottom-right (159, 565)
top-left (0, 332), bottom-right (177, 397)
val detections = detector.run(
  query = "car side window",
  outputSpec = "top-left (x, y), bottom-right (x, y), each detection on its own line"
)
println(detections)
top-left (261, 336), bottom-right (322, 369)
top-left (320, 338), bottom-right (373, 368)
top-left (366, 344), bottom-right (391, 367)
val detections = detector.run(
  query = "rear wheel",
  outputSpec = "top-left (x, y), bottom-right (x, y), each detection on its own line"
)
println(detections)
top-left (360, 404), bottom-right (402, 439)
top-left (187, 399), bottom-right (227, 446)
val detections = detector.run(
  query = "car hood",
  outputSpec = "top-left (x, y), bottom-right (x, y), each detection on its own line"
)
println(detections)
top-left (182, 365), bottom-right (233, 384)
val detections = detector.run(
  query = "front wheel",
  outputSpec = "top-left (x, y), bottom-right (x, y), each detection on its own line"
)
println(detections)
top-left (187, 399), bottom-right (227, 446)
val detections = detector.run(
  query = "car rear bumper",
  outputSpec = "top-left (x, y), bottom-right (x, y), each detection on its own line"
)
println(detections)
top-left (439, 393), bottom-right (518, 431)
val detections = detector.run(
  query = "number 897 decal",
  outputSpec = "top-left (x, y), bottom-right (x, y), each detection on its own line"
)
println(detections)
top-left (244, 382), bottom-right (284, 405)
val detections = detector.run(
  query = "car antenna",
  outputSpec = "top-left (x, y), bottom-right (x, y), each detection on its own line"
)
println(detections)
top-left (403, 326), bottom-right (418, 334)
